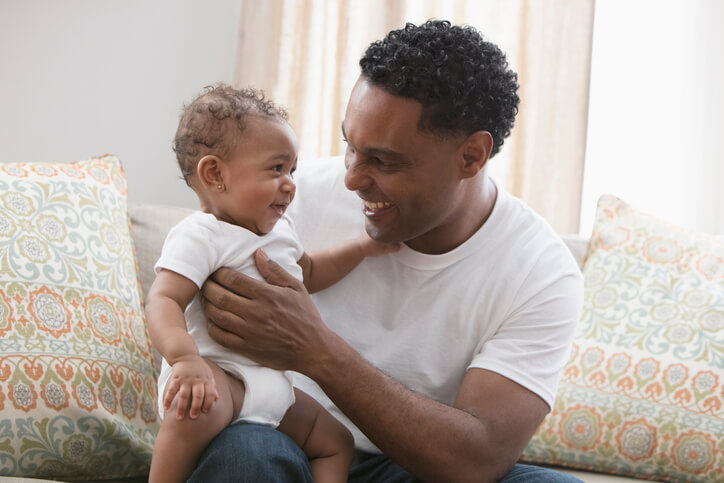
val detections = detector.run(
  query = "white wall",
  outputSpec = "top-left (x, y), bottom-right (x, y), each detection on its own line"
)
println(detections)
top-left (580, 0), bottom-right (724, 236)
top-left (0, 0), bottom-right (241, 209)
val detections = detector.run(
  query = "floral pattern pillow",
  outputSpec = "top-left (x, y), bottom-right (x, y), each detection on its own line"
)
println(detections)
top-left (0, 155), bottom-right (158, 479)
top-left (521, 195), bottom-right (724, 482)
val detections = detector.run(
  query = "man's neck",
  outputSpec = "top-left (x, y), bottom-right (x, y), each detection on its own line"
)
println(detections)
top-left (405, 175), bottom-right (497, 255)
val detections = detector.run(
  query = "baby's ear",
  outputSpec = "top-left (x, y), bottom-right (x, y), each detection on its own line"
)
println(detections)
top-left (197, 155), bottom-right (225, 190)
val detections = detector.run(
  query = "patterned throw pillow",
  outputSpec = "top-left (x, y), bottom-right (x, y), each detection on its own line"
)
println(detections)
top-left (0, 155), bottom-right (158, 480)
top-left (521, 195), bottom-right (724, 482)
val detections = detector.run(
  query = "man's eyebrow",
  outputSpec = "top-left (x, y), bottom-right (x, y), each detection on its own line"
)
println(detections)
top-left (340, 121), bottom-right (409, 162)
top-left (367, 147), bottom-right (407, 161)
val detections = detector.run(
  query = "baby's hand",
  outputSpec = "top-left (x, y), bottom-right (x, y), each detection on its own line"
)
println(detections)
top-left (357, 233), bottom-right (401, 257)
top-left (164, 354), bottom-right (218, 420)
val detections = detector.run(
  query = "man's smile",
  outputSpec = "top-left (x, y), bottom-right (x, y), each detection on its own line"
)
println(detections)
top-left (361, 199), bottom-right (393, 215)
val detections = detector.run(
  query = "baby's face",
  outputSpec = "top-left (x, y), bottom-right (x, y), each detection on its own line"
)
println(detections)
top-left (214, 116), bottom-right (298, 235)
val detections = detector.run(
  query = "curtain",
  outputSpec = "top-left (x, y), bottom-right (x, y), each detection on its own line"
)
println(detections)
top-left (233, 0), bottom-right (594, 234)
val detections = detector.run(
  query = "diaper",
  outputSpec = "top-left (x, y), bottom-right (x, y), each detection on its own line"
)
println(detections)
top-left (157, 359), bottom-right (295, 427)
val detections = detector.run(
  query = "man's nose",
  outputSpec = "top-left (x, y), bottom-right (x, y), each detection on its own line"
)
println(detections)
top-left (344, 153), bottom-right (371, 191)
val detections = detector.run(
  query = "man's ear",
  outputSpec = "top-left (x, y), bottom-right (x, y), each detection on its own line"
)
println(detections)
top-left (197, 155), bottom-right (225, 190)
top-left (459, 131), bottom-right (494, 179)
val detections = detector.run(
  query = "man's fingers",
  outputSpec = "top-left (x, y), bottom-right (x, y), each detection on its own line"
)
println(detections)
top-left (205, 299), bottom-right (247, 333)
top-left (207, 317), bottom-right (249, 353)
top-left (254, 249), bottom-right (305, 290)
top-left (207, 266), bottom-right (268, 299)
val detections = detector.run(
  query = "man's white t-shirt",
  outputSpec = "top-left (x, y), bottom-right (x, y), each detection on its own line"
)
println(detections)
top-left (288, 156), bottom-right (583, 453)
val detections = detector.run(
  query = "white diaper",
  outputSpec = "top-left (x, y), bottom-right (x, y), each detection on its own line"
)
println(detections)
top-left (157, 359), bottom-right (295, 427)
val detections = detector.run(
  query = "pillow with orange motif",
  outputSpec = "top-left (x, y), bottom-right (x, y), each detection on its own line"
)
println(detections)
top-left (522, 195), bottom-right (724, 482)
top-left (0, 155), bottom-right (158, 480)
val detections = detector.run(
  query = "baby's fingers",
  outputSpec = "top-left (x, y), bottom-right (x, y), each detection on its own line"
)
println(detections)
top-left (381, 242), bottom-right (401, 254)
top-left (175, 384), bottom-right (192, 420)
top-left (188, 382), bottom-right (206, 419)
top-left (201, 381), bottom-right (219, 414)
top-left (163, 380), bottom-right (180, 410)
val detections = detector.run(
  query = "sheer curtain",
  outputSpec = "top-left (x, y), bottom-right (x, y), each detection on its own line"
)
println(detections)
top-left (233, 0), bottom-right (594, 233)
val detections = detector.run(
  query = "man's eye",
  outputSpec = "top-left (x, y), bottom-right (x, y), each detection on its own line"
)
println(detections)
top-left (374, 157), bottom-right (388, 167)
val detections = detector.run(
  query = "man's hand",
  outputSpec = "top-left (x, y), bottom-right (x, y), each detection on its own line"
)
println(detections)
top-left (164, 354), bottom-right (218, 420)
top-left (201, 249), bottom-right (333, 373)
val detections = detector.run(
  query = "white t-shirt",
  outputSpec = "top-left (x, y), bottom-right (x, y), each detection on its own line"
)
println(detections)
top-left (288, 156), bottom-right (583, 453)
top-left (154, 211), bottom-right (304, 426)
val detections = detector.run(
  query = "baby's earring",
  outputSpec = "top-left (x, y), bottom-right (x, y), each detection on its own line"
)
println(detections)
top-left (217, 184), bottom-right (224, 191)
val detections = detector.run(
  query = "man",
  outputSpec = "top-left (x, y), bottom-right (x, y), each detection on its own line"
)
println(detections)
top-left (194, 20), bottom-right (583, 482)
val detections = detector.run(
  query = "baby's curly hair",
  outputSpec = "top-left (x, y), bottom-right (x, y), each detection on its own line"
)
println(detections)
top-left (360, 20), bottom-right (519, 157)
top-left (173, 84), bottom-right (288, 185)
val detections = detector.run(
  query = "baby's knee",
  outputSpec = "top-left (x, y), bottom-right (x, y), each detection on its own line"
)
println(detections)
top-left (160, 398), bottom-right (232, 439)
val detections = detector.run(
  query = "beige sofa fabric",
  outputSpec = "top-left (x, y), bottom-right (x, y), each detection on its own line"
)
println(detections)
top-left (129, 203), bottom-right (193, 302)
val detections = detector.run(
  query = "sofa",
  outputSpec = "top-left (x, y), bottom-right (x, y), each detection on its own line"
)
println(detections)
top-left (1, 155), bottom-right (721, 482)
top-left (129, 203), bottom-right (645, 483)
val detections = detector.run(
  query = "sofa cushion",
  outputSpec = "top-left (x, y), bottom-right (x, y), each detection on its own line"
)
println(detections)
top-left (522, 195), bottom-right (724, 482)
top-left (128, 203), bottom-right (193, 304)
top-left (561, 234), bottom-right (588, 269)
top-left (0, 156), bottom-right (159, 480)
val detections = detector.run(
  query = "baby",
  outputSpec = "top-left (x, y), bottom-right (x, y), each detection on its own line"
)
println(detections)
top-left (146, 84), bottom-right (397, 482)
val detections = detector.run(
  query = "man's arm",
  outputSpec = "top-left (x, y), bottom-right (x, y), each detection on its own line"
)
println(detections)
top-left (312, 342), bottom-right (549, 482)
top-left (202, 250), bottom-right (548, 482)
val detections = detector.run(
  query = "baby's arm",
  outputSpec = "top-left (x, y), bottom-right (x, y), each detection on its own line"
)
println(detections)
top-left (298, 233), bottom-right (399, 294)
top-left (146, 269), bottom-right (218, 419)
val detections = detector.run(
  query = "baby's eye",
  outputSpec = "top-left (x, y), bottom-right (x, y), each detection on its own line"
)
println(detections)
top-left (272, 164), bottom-right (283, 173)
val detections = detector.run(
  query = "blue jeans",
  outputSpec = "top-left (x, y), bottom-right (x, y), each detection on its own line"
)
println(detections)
top-left (188, 422), bottom-right (583, 483)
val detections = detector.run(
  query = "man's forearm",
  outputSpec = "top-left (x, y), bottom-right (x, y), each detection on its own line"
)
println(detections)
top-left (303, 333), bottom-right (514, 483)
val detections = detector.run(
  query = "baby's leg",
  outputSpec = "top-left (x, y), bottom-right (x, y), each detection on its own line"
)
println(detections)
top-left (277, 389), bottom-right (354, 483)
top-left (149, 360), bottom-right (245, 483)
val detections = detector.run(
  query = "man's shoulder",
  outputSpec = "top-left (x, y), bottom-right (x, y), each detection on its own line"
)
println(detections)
top-left (485, 186), bottom-right (580, 277)
top-left (290, 156), bottom-right (364, 250)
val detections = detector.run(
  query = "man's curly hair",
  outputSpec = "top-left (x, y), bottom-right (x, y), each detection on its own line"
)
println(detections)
top-left (173, 84), bottom-right (288, 186)
top-left (360, 20), bottom-right (519, 157)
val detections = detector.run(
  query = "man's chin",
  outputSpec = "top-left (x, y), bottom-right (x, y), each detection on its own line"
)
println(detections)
top-left (364, 222), bottom-right (403, 245)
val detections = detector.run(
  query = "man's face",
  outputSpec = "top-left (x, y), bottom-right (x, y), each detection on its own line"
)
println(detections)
top-left (342, 78), bottom-right (468, 254)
